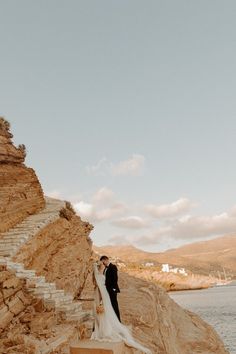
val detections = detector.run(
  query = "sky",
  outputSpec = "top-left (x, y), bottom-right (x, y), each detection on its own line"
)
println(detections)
top-left (1, 1), bottom-right (236, 251)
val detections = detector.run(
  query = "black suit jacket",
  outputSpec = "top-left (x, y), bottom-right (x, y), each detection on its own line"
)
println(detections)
top-left (105, 263), bottom-right (120, 293)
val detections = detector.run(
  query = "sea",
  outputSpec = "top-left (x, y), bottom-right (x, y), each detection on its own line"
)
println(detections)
top-left (170, 282), bottom-right (236, 354)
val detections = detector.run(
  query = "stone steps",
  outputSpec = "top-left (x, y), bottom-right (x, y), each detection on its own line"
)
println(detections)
top-left (0, 198), bottom-right (63, 257)
top-left (70, 340), bottom-right (125, 354)
top-left (0, 197), bottom-right (92, 327)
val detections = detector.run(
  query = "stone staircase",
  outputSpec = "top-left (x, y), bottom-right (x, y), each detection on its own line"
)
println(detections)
top-left (0, 197), bottom-right (64, 257)
top-left (70, 340), bottom-right (126, 354)
top-left (0, 197), bottom-right (92, 322)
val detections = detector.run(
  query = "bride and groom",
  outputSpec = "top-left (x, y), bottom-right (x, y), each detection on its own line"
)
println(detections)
top-left (91, 255), bottom-right (152, 354)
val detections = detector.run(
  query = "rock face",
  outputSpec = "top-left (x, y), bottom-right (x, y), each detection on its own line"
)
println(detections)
top-left (0, 265), bottom-right (32, 333)
top-left (0, 264), bottom-right (78, 354)
top-left (0, 118), bottom-right (45, 234)
top-left (118, 273), bottom-right (228, 354)
top-left (0, 118), bottom-right (25, 164)
top-left (14, 210), bottom-right (94, 297)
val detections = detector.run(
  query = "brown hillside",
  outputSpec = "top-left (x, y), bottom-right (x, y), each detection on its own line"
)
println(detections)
top-left (95, 234), bottom-right (236, 278)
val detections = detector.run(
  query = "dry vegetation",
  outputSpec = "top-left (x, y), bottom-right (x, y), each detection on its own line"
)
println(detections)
top-left (0, 117), bottom-right (10, 132)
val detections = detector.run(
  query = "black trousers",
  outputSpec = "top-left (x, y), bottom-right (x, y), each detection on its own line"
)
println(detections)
top-left (108, 289), bottom-right (121, 322)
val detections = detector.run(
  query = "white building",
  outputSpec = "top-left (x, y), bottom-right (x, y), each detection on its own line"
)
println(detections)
top-left (178, 267), bottom-right (187, 276)
top-left (162, 264), bottom-right (170, 272)
top-left (162, 263), bottom-right (188, 276)
top-left (145, 262), bottom-right (154, 267)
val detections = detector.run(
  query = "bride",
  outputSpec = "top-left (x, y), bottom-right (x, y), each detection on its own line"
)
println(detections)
top-left (90, 261), bottom-right (152, 354)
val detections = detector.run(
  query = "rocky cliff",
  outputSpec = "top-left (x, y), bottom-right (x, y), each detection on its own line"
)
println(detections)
top-left (0, 118), bottom-right (45, 234)
top-left (118, 273), bottom-right (227, 354)
top-left (0, 119), bottom-right (229, 354)
top-left (14, 205), bottom-right (93, 297)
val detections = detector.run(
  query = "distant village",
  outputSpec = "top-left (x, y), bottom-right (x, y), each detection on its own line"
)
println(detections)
top-left (110, 256), bottom-right (188, 276)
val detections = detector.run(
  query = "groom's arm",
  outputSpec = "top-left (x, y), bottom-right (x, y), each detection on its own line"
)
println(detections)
top-left (111, 264), bottom-right (118, 289)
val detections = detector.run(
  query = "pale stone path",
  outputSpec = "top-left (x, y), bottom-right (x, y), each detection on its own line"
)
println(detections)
top-left (0, 197), bottom-right (92, 322)
top-left (70, 340), bottom-right (126, 354)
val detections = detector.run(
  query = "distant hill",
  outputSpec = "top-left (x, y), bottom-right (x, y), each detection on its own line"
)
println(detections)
top-left (94, 234), bottom-right (236, 278)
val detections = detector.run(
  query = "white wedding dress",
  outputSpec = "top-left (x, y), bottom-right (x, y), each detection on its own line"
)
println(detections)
top-left (90, 263), bottom-right (152, 354)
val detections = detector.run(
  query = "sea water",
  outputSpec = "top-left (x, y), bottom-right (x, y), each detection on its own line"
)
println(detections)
top-left (170, 283), bottom-right (236, 354)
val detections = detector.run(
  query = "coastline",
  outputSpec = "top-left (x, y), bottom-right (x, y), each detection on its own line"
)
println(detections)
top-left (121, 267), bottom-right (228, 292)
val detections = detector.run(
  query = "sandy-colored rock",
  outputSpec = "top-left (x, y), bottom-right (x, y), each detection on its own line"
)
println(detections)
top-left (14, 212), bottom-right (94, 297)
top-left (0, 118), bottom-right (25, 164)
top-left (8, 296), bottom-right (25, 315)
top-left (0, 164), bottom-right (45, 234)
top-left (3, 276), bottom-right (21, 289)
top-left (0, 120), bottom-right (45, 234)
top-left (0, 269), bottom-right (30, 333)
top-left (118, 272), bottom-right (228, 354)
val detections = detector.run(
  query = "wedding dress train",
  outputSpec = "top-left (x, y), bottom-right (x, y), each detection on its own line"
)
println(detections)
top-left (90, 263), bottom-right (152, 354)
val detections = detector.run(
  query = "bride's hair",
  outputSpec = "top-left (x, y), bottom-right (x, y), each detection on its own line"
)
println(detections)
top-left (97, 261), bottom-right (104, 270)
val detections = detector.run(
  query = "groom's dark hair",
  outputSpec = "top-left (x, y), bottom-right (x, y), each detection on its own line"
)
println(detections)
top-left (100, 255), bottom-right (109, 261)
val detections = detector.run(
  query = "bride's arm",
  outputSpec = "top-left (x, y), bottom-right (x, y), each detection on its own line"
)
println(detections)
top-left (92, 263), bottom-right (103, 304)
top-left (93, 262), bottom-right (99, 274)
top-left (98, 286), bottom-right (102, 304)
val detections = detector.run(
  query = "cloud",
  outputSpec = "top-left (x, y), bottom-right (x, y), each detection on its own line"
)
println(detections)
top-left (172, 211), bottom-right (236, 239)
top-left (95, 203), bottom-right (127, 221)
top-left (134, 206), bottom-right (236, 246)
top-left (86, 154), bottom-right (145, 177)
top-left (145, 198), bottom-right (195, 218)
top-left (73, 201), bottom-right (94, 220)
top-left (112, 216), bottom-right (151, 229)
top-left (111, 154), bottom-right (145, 176)
top-left (107, 234), bottom-right (133, 245)
top-left (86, 158), bottom-right (112, 176)
top-left (92, 187), bottom-right (115, 204)
top-left (73, 187), bottom-right (127, 223)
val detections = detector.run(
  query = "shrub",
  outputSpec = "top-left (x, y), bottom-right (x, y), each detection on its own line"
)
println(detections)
top-left (60, 202), bottom-right (75, 220)
top-left (0, 117), bottom-right (11, 131)
top-left (18, 144), bottom-right (27, 157)
top-left (65, 201), bottom-right (76, 215)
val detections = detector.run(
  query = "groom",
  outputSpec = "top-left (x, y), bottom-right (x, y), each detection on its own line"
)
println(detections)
top-left (100, 255), bottom-right (121, 322)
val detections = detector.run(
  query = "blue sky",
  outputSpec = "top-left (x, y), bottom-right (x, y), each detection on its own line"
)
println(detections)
top-left (1, 1), bottom-right (236, 251)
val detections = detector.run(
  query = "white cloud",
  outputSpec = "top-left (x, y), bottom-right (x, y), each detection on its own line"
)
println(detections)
top-left (134, 206), bottom-right (236, 246)
top-left (92, 187), bottom-right (115, 204)
top-left (112, 216), bottom-right (150, 229)
top-left (172, 211), bottom-right (236, 239)
top-left (86, 158), bottom-right (112, 176)
top-left (145, 198), bottom-right (195, 218)
top-left (73, 187), bottom-right (127, 223)
top-left (111, 154), bottom-right (145, 176)
top-left (86, 154), bottom-right (145, 177)
top-left (73, 201), bottom-right (94, 219)
top-left (107, 234), bottom-right (133, 245)
top-left (95, 203), bottom-right (127, 222)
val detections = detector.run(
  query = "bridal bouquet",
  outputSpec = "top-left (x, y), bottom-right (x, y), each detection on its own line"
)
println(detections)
top-left (96, 304), bottom-right (104, 314)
